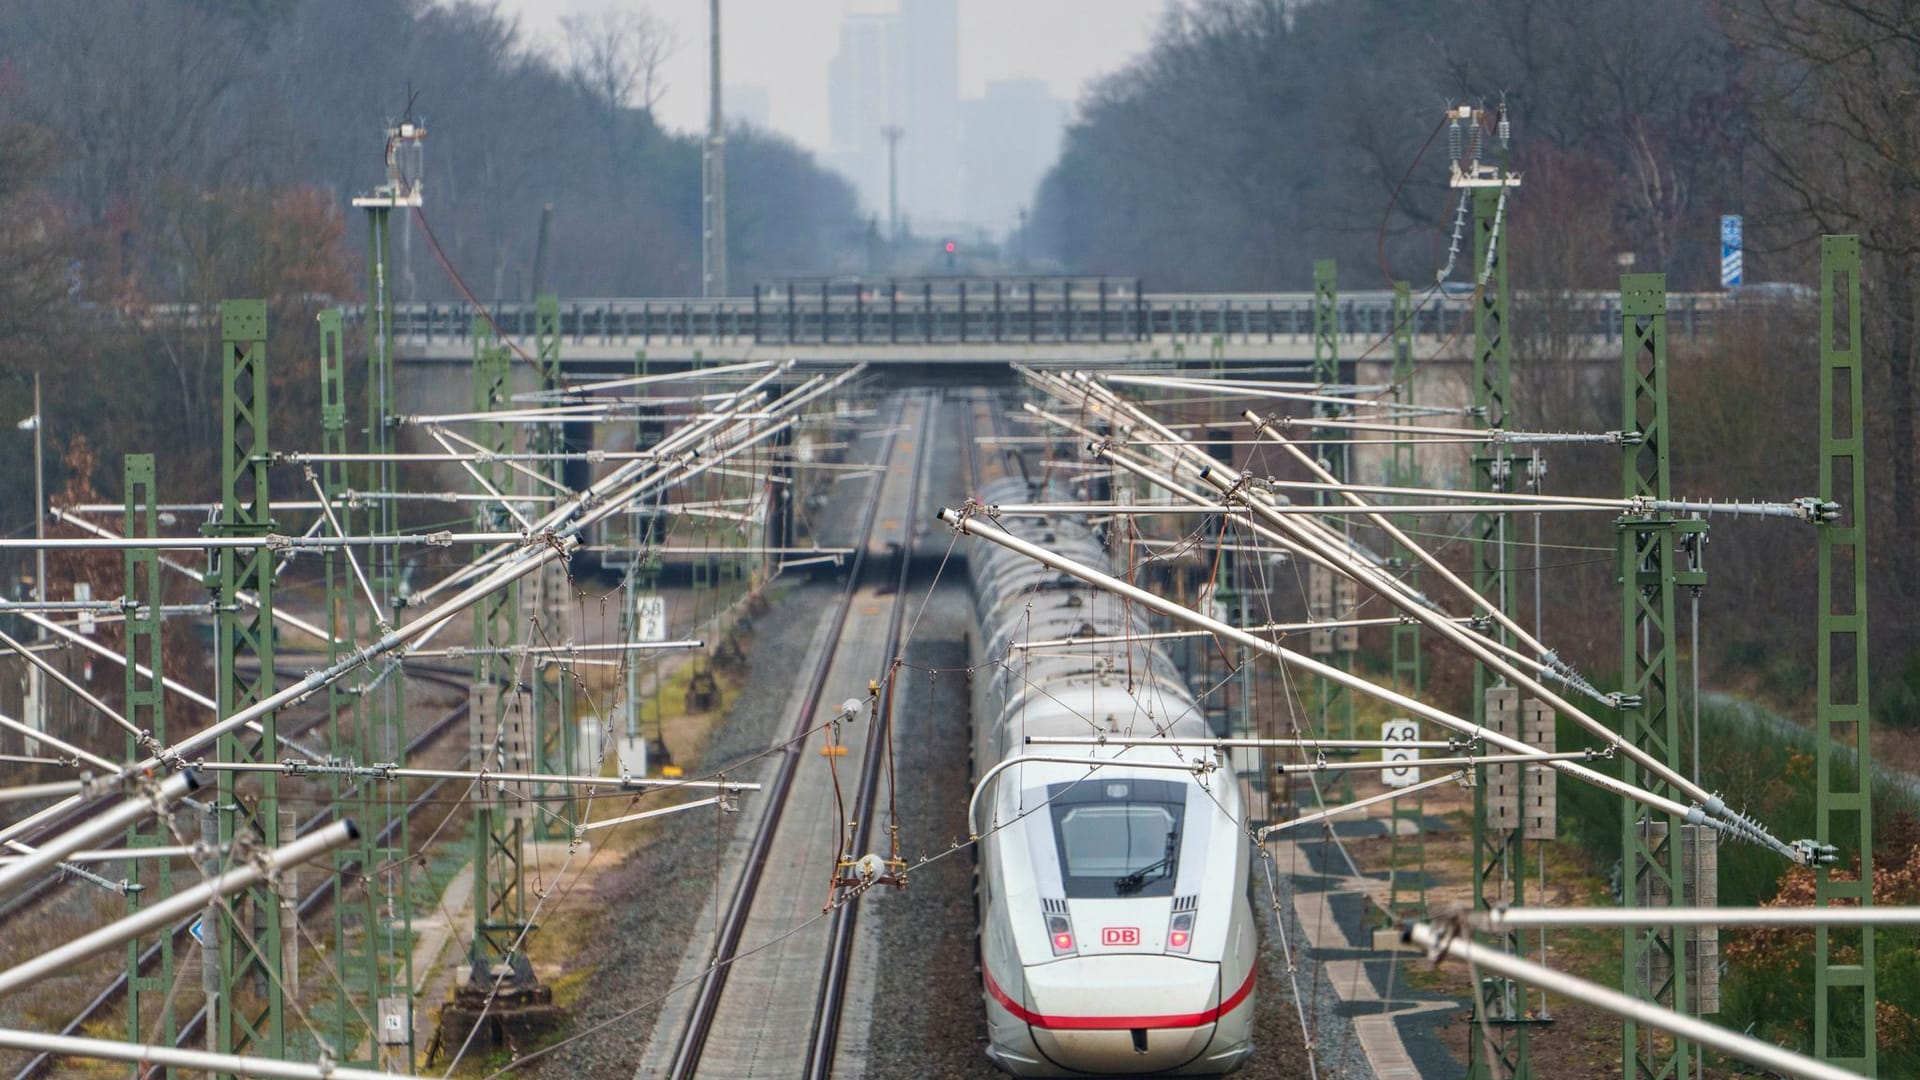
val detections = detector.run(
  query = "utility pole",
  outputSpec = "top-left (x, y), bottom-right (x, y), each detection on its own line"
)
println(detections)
top-left (702, 0), bottom-right (728, 298)
top-left (882, 124), bottom-right (904, 257)
top-left (24, 373), bottom-right (43, 752)
top-left (530, 203), bottom-right (553, 301)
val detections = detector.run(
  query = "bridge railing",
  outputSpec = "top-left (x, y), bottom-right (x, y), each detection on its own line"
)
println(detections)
top-left (389, 288), bottom-right (1729, 350)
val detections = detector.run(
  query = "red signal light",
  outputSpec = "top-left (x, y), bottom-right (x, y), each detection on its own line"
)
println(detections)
top-left (1052, 931), bottom-right (1074, 951)
top-left (945, 241), bottom-right (956, 253)
top-left (1168, 929), bottom-right (1190, 949)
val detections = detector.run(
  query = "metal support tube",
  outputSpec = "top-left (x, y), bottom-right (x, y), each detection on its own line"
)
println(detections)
top-left (0, 710), bottom-right (118, 772)
top-left (1478, 905), bottom-right (1920, 930)
top-left (0, 622), bottom-right (140, 737)
top-left (425, 426), bottom-right (536, 531)
top-left (0, 822), bottom-right (353, 997)
top-left (575, 796), bottom-right (726, 836)
top-left (1262, 771), bottom-right (1467, 836)
top-left (1401, 921), bottom-right (1860, 1080)
top-left (0, 771), bottom-right (199, 896)
top-left (0, 1029), bottom-right (407, 1080)
top-left (1278, 750), bottom-right (1601, 774)
top-left (304, 470), bottom-right (390, 629)
top-left (193, 761), bottom-right (760, 793)
top-left (1027, 736), bottom-right (1469, 751)
top-left (0, 780), bottom-right (90, 804)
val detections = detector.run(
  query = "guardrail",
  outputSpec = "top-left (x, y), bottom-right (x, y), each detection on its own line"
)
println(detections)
top-left (389, 286), bottom-right (1736, 350)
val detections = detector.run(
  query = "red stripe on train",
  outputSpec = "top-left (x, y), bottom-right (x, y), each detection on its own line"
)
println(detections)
top-left (983, 965), bottom-right (1254, 1031)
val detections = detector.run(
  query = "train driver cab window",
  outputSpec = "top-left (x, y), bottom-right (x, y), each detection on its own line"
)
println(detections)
top-left (1046, 779), bottom-right (1186, 899)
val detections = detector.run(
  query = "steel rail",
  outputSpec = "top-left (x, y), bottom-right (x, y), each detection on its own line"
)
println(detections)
top-left (805, 389), bottom-right (937, 1078)
top-left (667, 394), bottom-right (901, 1080)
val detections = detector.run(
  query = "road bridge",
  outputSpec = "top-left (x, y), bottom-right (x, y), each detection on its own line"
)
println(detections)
top-left (391, 277), bottom-right (1736, 370)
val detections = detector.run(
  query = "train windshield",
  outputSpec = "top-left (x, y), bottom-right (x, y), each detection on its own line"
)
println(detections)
top-left (1045, 778), bottom-right (1187, 899)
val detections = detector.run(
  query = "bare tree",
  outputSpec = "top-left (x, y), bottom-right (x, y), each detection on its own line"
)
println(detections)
top-left (1723, 0), bottom-right (1920, 585)
top-left (560, 7), bottom-right (678, 191)
top-left (7, 0), bottom-right (245, 226)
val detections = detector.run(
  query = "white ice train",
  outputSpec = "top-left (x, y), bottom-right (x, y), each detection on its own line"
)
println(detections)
top-left (968, 477), bottom-right (1256, 1076)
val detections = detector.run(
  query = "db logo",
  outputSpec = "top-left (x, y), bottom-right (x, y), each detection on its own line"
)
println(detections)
top-left (1101, 927), bottom-right (1140, 947)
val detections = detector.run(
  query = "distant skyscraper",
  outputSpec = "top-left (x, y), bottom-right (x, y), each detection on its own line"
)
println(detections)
top-left (824, 1), bottom-right (962, 232)
top-left (827, 14), bottom-right (901, 219)
top-left (962, 79), bottom-right (1068, 236)
top-left (898, 0), bottom-right (961, 230)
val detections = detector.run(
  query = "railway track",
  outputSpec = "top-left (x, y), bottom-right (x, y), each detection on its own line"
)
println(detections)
top-left (806, 389), bottom-right (937, 1077)
top-left (663, 390), bottom-right (936, 1080)
top-left (11, 663), bottom-right (475, 1080)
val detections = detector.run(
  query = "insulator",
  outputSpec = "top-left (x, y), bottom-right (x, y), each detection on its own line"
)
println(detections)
top-left (1497, 105), bottom-right (1511, 149)
top-left (1466, 120), bottom-right (1483, 165)
top-left (1448, 118), bottom-right (1463, 165)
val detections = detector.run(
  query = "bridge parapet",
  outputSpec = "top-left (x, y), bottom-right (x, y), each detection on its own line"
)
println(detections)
top-left (390, 284), bottom-right (1732, 362)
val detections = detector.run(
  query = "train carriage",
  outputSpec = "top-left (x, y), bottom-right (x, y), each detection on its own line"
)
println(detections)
top-left (969, 478), bottom-right (1256, 1076)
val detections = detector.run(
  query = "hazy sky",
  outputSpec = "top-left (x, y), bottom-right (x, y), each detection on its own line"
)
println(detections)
top-left (494, 0), bottom-right (1172, 152)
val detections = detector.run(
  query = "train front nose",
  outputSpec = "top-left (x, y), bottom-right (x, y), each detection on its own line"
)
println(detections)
top-left (1024, 955), bottom-right (1220, 1075)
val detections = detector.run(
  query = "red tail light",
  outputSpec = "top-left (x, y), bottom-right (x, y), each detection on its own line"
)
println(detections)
top-left (1046, 912), bottom-right (1076, 956)
top-left (1168, 910), bottom-right (1195, 954)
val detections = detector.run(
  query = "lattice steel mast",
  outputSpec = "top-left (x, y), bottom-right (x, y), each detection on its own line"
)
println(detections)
top-left (209, 299), bottom-right (284, 1072)
top-left (1815, 234), bottom-right (1875, 1073)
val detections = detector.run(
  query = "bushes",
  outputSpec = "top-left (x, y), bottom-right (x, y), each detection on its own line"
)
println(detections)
top-left (1550, 694), bottom-right (1920, 1065)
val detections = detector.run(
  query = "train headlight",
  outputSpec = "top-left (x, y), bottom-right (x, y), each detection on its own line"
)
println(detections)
top-left (1167, 910), bottom-right (1194, 953)
top-left (1047, 912), bottom-right (1076, 955)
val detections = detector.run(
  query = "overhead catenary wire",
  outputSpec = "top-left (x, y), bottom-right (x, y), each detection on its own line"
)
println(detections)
top-left (937, 506), bottom-right (1796, 859)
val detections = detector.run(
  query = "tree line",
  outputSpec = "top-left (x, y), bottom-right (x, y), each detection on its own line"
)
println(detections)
top-left (0, 0), bottom-right (865, 523)
top-left (1033, 0), bottom-right (1920, 720)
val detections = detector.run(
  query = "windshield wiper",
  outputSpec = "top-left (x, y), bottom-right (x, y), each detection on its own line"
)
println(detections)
top-left (1112, 831), bottom-right (1178, 896)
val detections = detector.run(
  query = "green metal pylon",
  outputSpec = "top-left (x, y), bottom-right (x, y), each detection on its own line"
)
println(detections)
top-left (209, 300), bottom-right (284, 1072)
top-left (1310, 258), bottom-right (1355, 803)
top-left (622, 349), bottom-right (663, 775)
top-left (1814, 234), bottom-right (1876, 1073)
top-left (1468, 184), bottom-right (1535, 1080)
top-left (1386, 281), bottom-right (1427, 920)
top-left (531, 295), bottom-right (577, 835)
top-left (469, 319), bottom-right (531, 976)
top-left (358, 196), bottom-right (415, 1071)
top-left (1616, 273), bottom-right (1699, 1080)
top-left (319, 307), bottom-right (361, 1062)
top-left (123, 453), bottom-right (173, 1075)
top-left (318, 308), bottom-right (410, 1067)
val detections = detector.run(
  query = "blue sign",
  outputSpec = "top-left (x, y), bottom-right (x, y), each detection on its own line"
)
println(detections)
top-left (1720, 214), bottom-right (1743, 289)
top-left (187, 916), bottom-right (205, 946)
